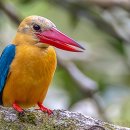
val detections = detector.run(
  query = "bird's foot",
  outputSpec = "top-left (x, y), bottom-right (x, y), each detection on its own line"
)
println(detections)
top-left (13, 102), bottom-right (24, 113)
top-left (37, 102), bottom-right (52, 115)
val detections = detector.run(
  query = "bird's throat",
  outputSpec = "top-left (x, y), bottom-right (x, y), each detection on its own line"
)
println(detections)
top-left (35, 42), bottom-right (49, 49)
top-left (12, 33), bottom-right (37, 46)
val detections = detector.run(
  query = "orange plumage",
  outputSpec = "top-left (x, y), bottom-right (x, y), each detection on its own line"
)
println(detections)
top-left (3, 44), bottom-right (56, 108)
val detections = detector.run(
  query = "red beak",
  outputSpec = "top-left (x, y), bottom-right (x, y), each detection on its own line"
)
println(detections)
top-left (36, 28), bottom-right (85, 52)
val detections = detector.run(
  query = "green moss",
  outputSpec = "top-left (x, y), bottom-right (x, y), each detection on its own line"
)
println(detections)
top-left (0, 108), bottom-right (126, 130)
top-left (18, 112), bottom-right (37, 125)
top-left (0, 120), bottom-right (22, 130)
top-left (104, 124), bottom-right (116, 130)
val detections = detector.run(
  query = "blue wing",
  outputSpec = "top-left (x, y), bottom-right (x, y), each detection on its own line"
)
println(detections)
top-left (0, 44), bottom-right (16, 104)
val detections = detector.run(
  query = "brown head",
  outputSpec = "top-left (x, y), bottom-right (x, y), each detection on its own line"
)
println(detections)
top-left (13, 15), bottom-right (85, 52)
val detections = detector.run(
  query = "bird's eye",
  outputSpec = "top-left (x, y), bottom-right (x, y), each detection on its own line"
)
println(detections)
top-left (33, 24), bottom-right (41, 31)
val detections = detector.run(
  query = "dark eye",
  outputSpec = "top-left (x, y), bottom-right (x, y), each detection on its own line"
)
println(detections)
top-left (33, 24), bottom-right (41, 31)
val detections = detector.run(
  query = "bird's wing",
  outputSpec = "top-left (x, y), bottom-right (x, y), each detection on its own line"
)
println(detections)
top-left (0, 44), bottom-right (16, 104)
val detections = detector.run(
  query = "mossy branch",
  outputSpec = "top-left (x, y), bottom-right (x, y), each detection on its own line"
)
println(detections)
top-left (0, 106), bottom-right (129, 130)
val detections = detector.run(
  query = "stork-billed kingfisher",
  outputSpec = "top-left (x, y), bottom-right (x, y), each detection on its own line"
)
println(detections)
top-left (0, 16), bottom-right (84, 114)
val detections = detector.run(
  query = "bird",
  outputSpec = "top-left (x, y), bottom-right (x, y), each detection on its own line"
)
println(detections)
top-left (0, 16), bottom-right (84, 114)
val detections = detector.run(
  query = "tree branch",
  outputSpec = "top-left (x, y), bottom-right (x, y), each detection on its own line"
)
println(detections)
top-left (57, 58), bottom-right (109, 121)
top-left (0, 1), bottom-right (21, 25)
top-left (0, 106), bottom-right (129, 130)
top-left (46, 0), bottom-right (130, 44)
top-left (75, 0), bottom-right (130, 10)
top-left (58, 58), bottom-right (98, 94)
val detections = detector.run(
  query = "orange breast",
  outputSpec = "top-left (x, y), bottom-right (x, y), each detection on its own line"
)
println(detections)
top-left (2, 45), bottom-right (57, 108)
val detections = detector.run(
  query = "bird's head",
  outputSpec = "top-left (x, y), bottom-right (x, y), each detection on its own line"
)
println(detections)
top-left (13, 15), bottom-right (85, 52)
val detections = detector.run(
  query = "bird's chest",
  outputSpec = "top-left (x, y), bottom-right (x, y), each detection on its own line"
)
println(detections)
top-left (3, 45), bottom-right (56, 107)
top-left (11, 45), bottom-right (57, 87)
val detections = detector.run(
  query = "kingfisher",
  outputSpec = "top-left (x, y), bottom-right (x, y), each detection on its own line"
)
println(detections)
top-left (0, 16), bottom-right (84, 114)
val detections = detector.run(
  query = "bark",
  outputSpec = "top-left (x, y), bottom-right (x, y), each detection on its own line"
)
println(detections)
top-left (0, 106), bottom-right (129, 130)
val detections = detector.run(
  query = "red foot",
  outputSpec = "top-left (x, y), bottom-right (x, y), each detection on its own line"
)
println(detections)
top-left (37, 102), bottom-right (52, 115)
top-left (12, 102), bottom-right (23, 113)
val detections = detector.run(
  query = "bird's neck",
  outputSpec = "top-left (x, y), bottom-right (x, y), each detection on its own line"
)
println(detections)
top-left (12, 32), bottom-right (37, 45)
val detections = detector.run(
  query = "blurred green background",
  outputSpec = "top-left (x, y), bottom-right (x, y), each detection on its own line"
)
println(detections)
top-left (0, 0), bottom-right (130, 127)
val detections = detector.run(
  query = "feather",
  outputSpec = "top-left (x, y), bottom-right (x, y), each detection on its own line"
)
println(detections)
top-left (0, 44), bottom-right (16, 104)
